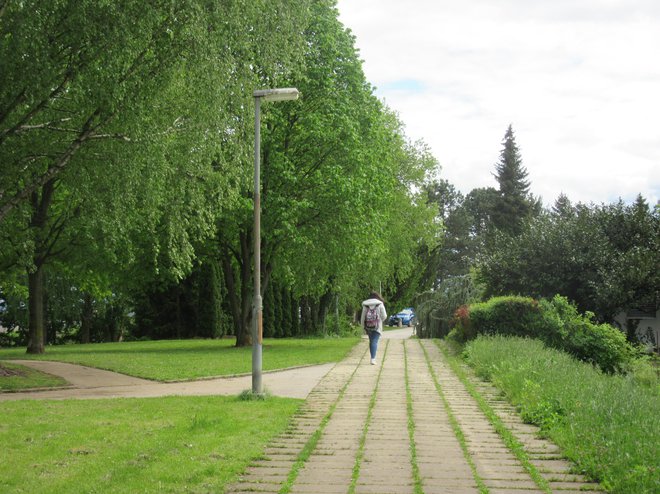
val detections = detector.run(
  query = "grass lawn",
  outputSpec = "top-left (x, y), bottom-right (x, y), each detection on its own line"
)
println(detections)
top-left (0, 395), bottom-right (300, 493)
top-left (458, 335), bottom-right (660, 494)
top-left (0, 337), bottom-right (360, 381)
top-left (0, 362), bottom-right (69, 391)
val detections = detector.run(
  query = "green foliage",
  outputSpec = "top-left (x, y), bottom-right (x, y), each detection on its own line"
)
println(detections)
top-left (465, 296), bottom-right (544, 339)
top-left (451, 295), bottom-right (637, 373)
top-left (323, 314), bottom-right (361, 338)
top-left (491, 125), bottom-right (540, 235)
top-left (414, 275), bottom-right (481, 338)
top-left (281, 287), bottom-right (293, 337)
top-left (463, 336), bottom-right (659, 494)
top-left (0, 395), bottom-right (299, 493)
top-left (133, 259), bottom-right (231, 340)
top-left (540, 296), bottom-right (637, 374)
top-left (263, 282), bottom-right (276, 338)
top-left (478, 198), bottom-right (659, 327)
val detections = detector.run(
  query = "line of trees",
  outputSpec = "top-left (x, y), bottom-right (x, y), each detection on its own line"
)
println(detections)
top-left (419, 125), bottom-right (658, 342)
top-left (0, 1), bottom-right (437, 351)
top-left (2, 3), bottom-right (655, 352)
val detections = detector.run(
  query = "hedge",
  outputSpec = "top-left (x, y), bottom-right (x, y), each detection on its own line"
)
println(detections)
top-left (450, 295), bottom-right (637, 373)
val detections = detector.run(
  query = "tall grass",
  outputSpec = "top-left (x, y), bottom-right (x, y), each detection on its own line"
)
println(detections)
top-left (463, 335), bottom-right (659, 494)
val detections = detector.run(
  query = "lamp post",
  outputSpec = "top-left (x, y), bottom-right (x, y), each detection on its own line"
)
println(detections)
top-left (252, 88), bottom-right (299, 395)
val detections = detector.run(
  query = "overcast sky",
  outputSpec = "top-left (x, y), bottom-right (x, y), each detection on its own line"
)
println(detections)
top-left (336, 0), bottom-right (660, 206)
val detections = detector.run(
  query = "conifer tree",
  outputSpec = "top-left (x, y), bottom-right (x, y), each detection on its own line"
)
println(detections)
top-left (492, 125), bottom-right (539, 235)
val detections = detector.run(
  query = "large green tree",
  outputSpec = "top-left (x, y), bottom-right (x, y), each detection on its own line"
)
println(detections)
top-left (218, 0), bottom-right (436, 343)
top-left (0, 0), bottom-right (310, 352)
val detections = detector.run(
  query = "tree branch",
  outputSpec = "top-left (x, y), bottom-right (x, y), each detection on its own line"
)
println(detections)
top-left (0, 110), bottom-right (101, 223)
top-left (0, 87), bottom-right (27, 128)
top-left (0, 71), bottom-right (73, 145)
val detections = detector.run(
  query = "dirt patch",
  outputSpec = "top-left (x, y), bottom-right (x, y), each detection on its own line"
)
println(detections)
top-left (0, 363), bottom-right (26, 378)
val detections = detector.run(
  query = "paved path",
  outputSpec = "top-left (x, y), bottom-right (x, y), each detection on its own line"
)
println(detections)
top-left (0, 328), bottom-right (414, 402)
top-left (0, 361), bottom-right (334, 401)
top-left (227, 335), bottom-right (604, 494)
top-left (2, 330), bottom-right (604, 493)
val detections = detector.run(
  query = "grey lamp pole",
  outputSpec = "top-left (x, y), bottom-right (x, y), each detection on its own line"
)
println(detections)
top-left (252, 88), bottom-right (299, 395)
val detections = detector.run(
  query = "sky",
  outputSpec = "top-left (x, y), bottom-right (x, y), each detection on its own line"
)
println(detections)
top-left (336, 0), bottom-right (660, 206)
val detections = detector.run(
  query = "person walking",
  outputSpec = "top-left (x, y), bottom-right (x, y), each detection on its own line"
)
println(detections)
top-left (360, 292), bottom-right (387, 365)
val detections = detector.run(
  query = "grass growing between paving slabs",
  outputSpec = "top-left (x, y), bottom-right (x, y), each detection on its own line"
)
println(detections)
top-left (403, 341), bottom-right (423, 494)
top-left (434, 340), bottom-right (551, 494)
top-left (0, 337), bottom-right (360, 381)
top-left (0, 395), bottom-right (300, 494)
top-left (278, 346), bottom-right (367, 494)
top-left (0, 361), bottom-right (68, 391)
top-left (347, 340), bottom-right (389, 494)
top-left (459, 335), bottom-right (660, 494)
top-left (418, 339), bottom-right (489, 494)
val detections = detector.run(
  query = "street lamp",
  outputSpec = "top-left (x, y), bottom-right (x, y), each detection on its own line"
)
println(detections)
top-left (252, 87), bottom-right (299, 395)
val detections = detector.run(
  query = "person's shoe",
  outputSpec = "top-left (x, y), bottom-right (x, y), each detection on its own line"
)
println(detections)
top-left (370, 358), bottom-right (376, 365)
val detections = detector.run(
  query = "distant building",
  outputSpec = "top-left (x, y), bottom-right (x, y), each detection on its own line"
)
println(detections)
top-left (614, 304), bottom-right (660, 353)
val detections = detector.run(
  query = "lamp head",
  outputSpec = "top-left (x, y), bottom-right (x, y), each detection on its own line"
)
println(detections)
top-left (254, 88), bottom-right (300, 102)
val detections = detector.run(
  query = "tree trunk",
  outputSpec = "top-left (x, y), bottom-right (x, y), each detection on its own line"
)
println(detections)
top-left (175, 290), bottom-right (182, 339)
top-left (222, 246), bottom-right (252, 346)
top-left (318, 289), bottom-right (334, 336)
top-left (238, 230), bottom-right (252, 345)
top-left (26, 181), bottom-right (55, 354)
top-left (26, 264), bottom-right (45, 354)
top-left (80, 292), bottom-right (93, 344)
top-left (625, 319), bottom-right (640, 343)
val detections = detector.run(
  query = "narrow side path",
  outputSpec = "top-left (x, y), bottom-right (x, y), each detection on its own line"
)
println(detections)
top-left (0, 360), bottom-right (334, 400)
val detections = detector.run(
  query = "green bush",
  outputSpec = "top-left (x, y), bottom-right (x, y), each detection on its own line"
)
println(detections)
top-left (469, 296), bottom-right (544, 337)
top-left (540, 295), bottom-right (636, 373)
top-left (451, 294), bottom-right (637, 373)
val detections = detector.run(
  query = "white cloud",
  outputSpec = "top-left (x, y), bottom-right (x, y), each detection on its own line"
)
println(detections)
top-left (337, 0), bottom-right (660, 206)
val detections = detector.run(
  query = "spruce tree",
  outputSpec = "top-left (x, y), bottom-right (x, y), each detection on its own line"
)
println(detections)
top-left (492, 125), bottom-right (538, 235)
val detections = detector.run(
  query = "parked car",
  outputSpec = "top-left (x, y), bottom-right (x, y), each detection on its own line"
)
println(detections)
top-left (387, 308), bottom-right (416, 327)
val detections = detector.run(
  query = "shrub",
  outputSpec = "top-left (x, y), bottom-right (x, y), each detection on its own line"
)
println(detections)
top-left (469, 296), bottom-right (543, 337)
top-left (414, 275), bottom-right (481, 338)
top-left (452, 294), bottom-right (637, 373)
top-left (540, 295), bottom-right (637, 374)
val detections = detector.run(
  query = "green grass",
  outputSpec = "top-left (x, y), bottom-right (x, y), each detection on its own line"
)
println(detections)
top-left (0, 362), bottom-right (69, 391)
top-left (0, 337), bottom-right (360, 381)
top-left (0, 395), bottom-right (300, 493)
top-left (462, 335), bottom-right (660, 494)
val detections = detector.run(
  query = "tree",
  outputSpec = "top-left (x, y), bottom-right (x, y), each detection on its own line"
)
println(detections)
top-left (478, 196), bottom-right (659, 328)
top-left (218, 0), bottom-right (436, 343)
top-left (491, 125), bottom-right (540, 235)
top-left (1, 0), bottom-right (311, 353)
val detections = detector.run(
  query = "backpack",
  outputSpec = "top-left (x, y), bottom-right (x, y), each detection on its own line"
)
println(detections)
top-left (364, 305), bottom-right (380, 330)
